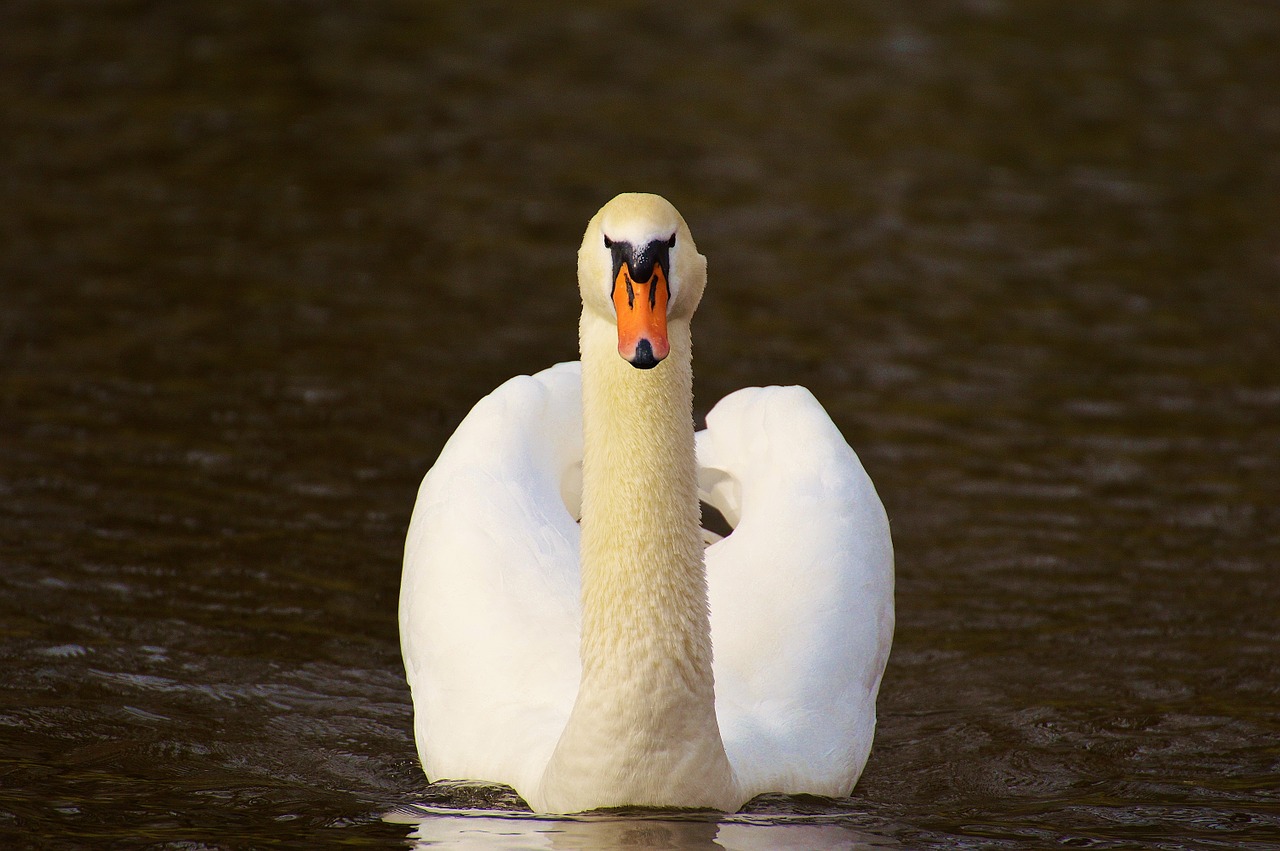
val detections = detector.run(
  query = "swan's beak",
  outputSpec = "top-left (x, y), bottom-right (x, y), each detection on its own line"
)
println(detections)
top-left (609, 237), bottom-right (672, 370)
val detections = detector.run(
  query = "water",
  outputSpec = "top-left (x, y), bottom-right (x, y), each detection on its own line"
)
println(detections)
top-left (3, 1), bottom-right (1278, 847)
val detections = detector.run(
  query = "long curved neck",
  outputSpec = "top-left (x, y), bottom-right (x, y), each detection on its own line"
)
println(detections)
top-left (578, 311), bottom-right (709, 685)
top-left (533, 310), bottom-right (737, 813)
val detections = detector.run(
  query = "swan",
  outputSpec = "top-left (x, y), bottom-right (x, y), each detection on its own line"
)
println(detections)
top-left (399, 193), bottom-right (894, 814)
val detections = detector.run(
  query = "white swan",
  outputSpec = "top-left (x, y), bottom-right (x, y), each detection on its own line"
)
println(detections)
top-left (400, 193), bottom-right (894, 814)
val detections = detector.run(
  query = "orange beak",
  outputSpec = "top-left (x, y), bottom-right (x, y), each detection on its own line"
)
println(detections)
top-left (613, 261), bottom-right (670, 369)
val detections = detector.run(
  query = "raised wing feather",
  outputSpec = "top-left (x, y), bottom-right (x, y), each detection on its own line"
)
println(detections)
top-left (697, 386), bottom-right (895, 799)
top-left (400, 362), bottom-right (584, 799)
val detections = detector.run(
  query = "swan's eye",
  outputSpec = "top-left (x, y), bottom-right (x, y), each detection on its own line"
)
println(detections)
top-left (667, 234), bottom-right (676, 248)
top-left (603, 235), bottom-right (613, 249)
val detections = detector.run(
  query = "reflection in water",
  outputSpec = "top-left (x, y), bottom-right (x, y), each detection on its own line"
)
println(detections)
top-left (387, 807), bottom-right (890, 851)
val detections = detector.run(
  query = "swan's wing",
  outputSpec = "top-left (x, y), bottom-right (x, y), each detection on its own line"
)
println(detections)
top-left (697, 386), bottom-right (895, 799)
top-left (400, 361), bottom-right (583, 799)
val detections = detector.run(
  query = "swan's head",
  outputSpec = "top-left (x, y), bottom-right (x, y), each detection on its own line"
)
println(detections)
top-left (578, 193), bottom-right (707, 369)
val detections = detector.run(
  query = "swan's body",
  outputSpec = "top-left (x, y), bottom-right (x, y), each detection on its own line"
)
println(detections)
top-left (400, 194), bottom-right (894, 813)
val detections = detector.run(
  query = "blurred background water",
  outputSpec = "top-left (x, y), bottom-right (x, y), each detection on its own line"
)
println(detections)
top-left (2, 1), bottom-right (1278, 848)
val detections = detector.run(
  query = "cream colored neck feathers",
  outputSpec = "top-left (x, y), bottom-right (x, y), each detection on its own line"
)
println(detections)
top-left (532, 195), bottom-right (740, 813)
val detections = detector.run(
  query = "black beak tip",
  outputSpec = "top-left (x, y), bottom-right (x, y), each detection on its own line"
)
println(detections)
top-left (629, 339), bottom-right (661, 370)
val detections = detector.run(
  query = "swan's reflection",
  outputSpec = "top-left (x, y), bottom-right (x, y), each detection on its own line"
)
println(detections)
top-left (386, 806), bottom-right (891, 850)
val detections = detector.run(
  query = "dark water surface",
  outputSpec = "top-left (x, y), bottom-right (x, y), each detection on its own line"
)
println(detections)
top-left (4, 1), bottom-right (1278, 848)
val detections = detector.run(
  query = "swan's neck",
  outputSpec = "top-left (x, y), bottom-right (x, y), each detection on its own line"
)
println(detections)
top-left (534, 311), bottom-right (738, 813)
top-left (578, 313), bottom-right (708, 689)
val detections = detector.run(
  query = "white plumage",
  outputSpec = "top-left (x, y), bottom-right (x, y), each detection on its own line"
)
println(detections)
top-left (400, 194), bottom-right (894, 813)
